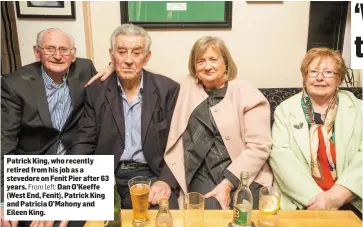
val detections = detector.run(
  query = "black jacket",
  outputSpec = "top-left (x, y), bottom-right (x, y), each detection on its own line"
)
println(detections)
top-left (69, 69), bottom-right (180, 190)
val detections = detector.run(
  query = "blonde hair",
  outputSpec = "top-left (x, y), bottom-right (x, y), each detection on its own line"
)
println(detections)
top-left (300, 47), bottom-right (347, 83)
top-left (188, 36), bottom-right (237, 80)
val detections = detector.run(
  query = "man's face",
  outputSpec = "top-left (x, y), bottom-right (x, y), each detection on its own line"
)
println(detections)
top-left (33, 30), bottom-right (76, 77)
top-left (110, 35), bottom-right (151, 81)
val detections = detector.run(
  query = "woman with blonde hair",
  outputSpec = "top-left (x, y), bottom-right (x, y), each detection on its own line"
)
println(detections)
top-left (164, 36), bottom-right (273, 209)
top-left (270, 47), bottom-right (362, 217)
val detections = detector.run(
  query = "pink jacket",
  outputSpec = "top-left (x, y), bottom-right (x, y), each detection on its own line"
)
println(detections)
top-left (164, 76), bottom-right (273, 195)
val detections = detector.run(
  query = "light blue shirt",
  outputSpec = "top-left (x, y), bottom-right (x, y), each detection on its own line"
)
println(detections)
top-left (117, 74), bottom-right (146, 163)
top-left (41, 67), bottom-right (73, 155)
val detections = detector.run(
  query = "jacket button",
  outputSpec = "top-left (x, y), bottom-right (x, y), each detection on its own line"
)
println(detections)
top-left (225, 136), bottom-right (231, 140)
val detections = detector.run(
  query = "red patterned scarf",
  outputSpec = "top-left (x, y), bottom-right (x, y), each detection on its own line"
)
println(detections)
top-left (301, 90), bottom-right (338, 191)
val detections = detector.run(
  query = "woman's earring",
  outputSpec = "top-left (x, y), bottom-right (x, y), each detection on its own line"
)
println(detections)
top-left (224, 72), bottom-right (227, 81)
top-left (196, 77), bottom-right (199, 84)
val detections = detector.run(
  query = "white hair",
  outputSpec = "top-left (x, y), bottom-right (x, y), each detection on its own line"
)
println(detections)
top-left (110, 24), bottom-right (151, 54)
top-left (36, 28), bottom-right (75, 48)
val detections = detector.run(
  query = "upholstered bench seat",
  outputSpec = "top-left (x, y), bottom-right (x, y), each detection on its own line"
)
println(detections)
top-left (259, 87), bottom-right (362, 126)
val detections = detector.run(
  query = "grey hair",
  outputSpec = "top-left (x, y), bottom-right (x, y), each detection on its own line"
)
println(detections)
top-left (110, 24), bottom-right (151, 53)
top-left (36, 28), bottom-right (75, 48)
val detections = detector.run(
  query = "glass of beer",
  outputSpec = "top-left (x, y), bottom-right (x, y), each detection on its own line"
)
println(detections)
top-left (128, 176), bottom-right (151, 227)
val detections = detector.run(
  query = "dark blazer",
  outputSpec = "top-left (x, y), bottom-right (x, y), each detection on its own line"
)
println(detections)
top-left (1, 58), bottom-right (96, 201)
top-left (70, 70), bottom-right (180, 190)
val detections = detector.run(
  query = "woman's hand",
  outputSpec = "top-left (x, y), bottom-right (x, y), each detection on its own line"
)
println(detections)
top-left (307, 192), bottom-right (339, 210)
top-left (205, 179), bottom-right (233, 210)
top-left (307, 184), bottom-right (354, 210)
top-left (85, 62), bottom-right (114, 87)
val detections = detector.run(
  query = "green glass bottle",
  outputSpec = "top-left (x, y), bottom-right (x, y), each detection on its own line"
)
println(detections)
top-left (105, 178), bottom-right (122, 227)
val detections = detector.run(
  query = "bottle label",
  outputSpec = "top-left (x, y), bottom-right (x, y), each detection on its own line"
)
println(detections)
top-left (233, 205), bottom-right (250, 225)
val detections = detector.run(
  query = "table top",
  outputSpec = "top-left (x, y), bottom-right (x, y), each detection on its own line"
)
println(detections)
top-left (85, 210), bottom-right (362, 227)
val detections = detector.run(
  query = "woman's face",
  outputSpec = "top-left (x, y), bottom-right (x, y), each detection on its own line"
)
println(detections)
top-left (305, 57), bottom-right (341, 99)
top-left (195, 46), bottom-right (227, 89)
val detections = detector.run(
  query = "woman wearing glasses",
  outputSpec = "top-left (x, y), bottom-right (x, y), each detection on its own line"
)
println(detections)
top-left (269, 47), bottom-right (362, 217)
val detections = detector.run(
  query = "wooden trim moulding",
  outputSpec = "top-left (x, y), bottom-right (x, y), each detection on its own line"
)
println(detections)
top-left (83, 1), bottom-right (94, 61)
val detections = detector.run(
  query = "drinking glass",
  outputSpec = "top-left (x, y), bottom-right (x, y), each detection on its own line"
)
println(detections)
top-left (258, 186), bottom-right (280, 227)
top-left (128, 176), bottom-right (151, 227)
top-left (183, 192), bottom-right (205, 227)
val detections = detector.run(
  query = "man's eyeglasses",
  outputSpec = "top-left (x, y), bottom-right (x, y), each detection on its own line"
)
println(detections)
top-left (38, 46), bottom-right (74, 56)
top-left (308, 70), bottom-right (337, 78)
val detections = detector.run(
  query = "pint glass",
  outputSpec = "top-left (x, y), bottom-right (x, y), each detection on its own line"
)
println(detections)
top-left (128, 176), bottom-right (151, 227)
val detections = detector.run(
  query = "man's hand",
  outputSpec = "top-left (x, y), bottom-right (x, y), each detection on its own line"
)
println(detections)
top-left (204, 179), bottom-right (233, 210)
top-left (148, 181), bottom-right (171, 205)
top-left (85, 62), bottom-right (114, 87)
top-left (1, 207), bottom-right (18, 227)
top-left (30, 220), bottom-right (69, 227)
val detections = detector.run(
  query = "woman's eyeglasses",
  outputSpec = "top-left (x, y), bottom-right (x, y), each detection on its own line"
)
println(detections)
top-left (308, 70), bottom-right (337, 78)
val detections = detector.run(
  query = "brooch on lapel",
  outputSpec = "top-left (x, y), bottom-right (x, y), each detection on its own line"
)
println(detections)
top-left (293, 122), bottom-right (303, 129)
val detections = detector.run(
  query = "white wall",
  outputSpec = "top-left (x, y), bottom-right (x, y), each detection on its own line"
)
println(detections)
top-left (15, 1), bottom-right (87, 66)
top-left (15, 1), bottom-right (356, 88)
top-left (90, 1), bottom-right (310, 88)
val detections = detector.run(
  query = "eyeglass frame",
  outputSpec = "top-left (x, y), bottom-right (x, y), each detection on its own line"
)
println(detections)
top-left (37, 45), bottom-right (74, 56)
top-left (307, 69), bottom-right (338, 78)
top-left (196, 59), bottom-right (221, 69)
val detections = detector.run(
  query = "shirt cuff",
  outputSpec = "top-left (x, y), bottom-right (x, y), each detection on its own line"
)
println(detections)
top-left (223, 170), bottom-right (240, 189)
